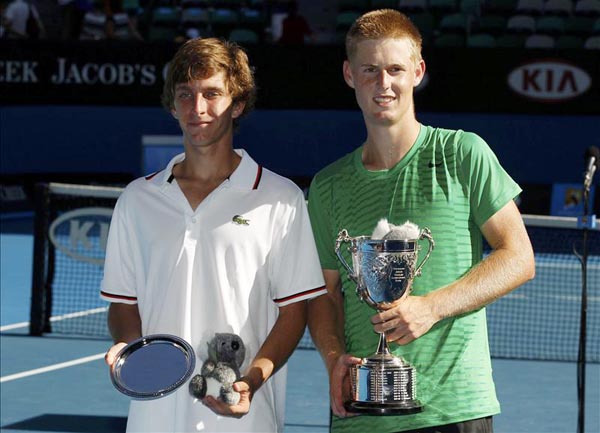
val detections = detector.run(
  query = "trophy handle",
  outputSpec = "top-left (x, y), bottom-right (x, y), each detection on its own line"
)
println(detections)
top-left (335, 229), bottom-right (358, 283)
top-left (414, 228), bottom-right (435, 277)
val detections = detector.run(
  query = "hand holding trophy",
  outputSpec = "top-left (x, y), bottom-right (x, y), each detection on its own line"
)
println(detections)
top-left (335, 219), bottom-right (434, 415)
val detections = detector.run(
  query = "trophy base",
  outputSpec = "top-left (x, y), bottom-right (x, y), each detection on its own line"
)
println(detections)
top-left (345, 400), bottom-right (423, 415)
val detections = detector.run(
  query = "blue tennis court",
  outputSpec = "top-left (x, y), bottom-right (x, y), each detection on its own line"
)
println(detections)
top-left (1, 215), bottom-right (599, 433)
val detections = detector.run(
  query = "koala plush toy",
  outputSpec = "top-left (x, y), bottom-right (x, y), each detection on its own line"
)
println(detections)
top-left (372, 218), bottom-right (420, 240)
top-left (189, 333), bottom-right (246, 405)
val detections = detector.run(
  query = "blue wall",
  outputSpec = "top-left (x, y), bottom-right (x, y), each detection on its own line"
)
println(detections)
top-left (1, 106), bottom-right (598, 186)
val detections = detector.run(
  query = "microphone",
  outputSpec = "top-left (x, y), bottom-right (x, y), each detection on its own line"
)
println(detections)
top-left (583, 146), bottom-right (600, 191)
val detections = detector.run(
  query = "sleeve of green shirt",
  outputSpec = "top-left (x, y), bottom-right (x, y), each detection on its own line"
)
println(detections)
top-left (457, 131), bottom-right (522, 228)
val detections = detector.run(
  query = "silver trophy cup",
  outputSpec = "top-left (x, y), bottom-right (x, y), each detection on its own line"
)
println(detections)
top-left (335, 227), bottom-right (434, 415)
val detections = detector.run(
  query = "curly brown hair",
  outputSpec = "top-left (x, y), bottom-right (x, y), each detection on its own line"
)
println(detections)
top-left (161, 38), bottom-right (257, 125)
top-left (346, 9), bottom-right (423, 64)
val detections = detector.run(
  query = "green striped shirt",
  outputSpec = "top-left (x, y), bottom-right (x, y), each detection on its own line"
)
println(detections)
top-left (308, 124), bottom-right (521, 432)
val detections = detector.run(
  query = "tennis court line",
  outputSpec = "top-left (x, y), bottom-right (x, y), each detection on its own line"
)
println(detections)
top-left (0, 321), bottom-right (28, 331)
top-left (0, 307), bottom-right (108, 332)
top-left (0, 353), bottom-right (105, 383)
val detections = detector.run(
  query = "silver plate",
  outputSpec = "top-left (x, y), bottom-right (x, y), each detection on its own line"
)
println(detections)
top-left (110, 334), bottom-right (196, 400)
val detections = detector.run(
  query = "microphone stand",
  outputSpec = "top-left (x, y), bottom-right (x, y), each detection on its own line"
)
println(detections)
top-left (574, 184), bottom-right (593, 433)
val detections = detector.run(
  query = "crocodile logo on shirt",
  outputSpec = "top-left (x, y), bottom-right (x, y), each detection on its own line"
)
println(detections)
top-left (232, 215), bottom-right (250, 226)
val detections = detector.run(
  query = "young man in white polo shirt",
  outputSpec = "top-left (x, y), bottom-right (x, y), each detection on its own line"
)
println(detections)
top-left (102, 38), bottom-right (326, 433)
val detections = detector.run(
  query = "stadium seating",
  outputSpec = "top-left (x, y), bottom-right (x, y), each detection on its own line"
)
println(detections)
top-left (180, 0), bottom-right (210, 7)
top-left (506, 14), bottom-right (537, 33)
top-left (210, 7), bottom-right (239, 36)
top-left (496, 32), bottom-right (528, 45)
top-left (516, 0), bottom-right (545, 16)
top-left (371, 0), bottom-right (400, 8)
top-left (398, 0), bottom-right (428, 13)
top-left (467, 32), bottom-right (498, 46)
top-left (409, 11), bottom-right (436, 43)
top-left (228, 28), bottom-right (260, 44)
top-left (338, 0), bottom-right (371, 12)
top-left (475, 14), bottom-right (508, 35)
top-left (148, 6), bottom-right (180, 41)
top-left (438, 12), bottom-right (471, 35)
top-left (584, 33), bottom-right (600, 45)
top-left (238, 7), bottom-right (266, 27)
top-left (525, 32), bottom-right (556, 46)
top-left (335, 10), bottom-right (362, 32)
top-left (544, 0), bottom-right (574, 15)
top-left (536, 15), bottom-right (566, 34)
top-left (555, 33), bottom-right (585, 45)
top-left (434, 33), bottom-right (466, 45)
top-left (564, 15), bottom-right (596, 35)
top-left (460, 0), bottom-right (482, 15)
top-left (574, 0), bottom-right (600, 16)
top-left (181, 7), bottom-right (210, 28)
top-left (485, 0), bottom-right (520, 16)
top-left (27, 0), bottom-right (600, 49)
top-left (213, 0), bottom-right (245, 7)
top-left (439, 12), bottom-right (472, 34)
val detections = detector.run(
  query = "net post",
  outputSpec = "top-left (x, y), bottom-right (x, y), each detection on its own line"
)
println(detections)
top-left (29, 183), bottom-right (51, 335)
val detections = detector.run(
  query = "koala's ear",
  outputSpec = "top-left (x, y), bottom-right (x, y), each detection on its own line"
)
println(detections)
top-left (207, 340), bottom-right (216, 361)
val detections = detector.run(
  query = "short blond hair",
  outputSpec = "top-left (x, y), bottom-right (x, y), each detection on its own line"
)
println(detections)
top-left (346, 9), bottom-right (423, 63)
top-left (161, 38), bottom-right (256, 123)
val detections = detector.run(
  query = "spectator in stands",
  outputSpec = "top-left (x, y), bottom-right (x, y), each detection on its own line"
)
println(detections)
top-left (2, 0), bottom-right (45, 38)
top-left (278, 0), bottom-right (313, 45)
top-left (0, 1), bottom-right (7, 37)
top-left (79, 0), bottom-right (140, 40)
top-left (103, 0), bottom-right (143, 40)
top-left (307, 8), bottom-right (535, 433)
top-left (105, 12), bottom-right (143, 39)
top-left (120, 0), bottom-right (141, 34)
top-left (79, 0), bottom-right (107, 39)
top-left (58, 0), bottom-right (90, 39)
top-left (102, 37), bottom-right (326, 433)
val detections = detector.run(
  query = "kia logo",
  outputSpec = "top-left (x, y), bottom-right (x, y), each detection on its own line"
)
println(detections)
top-left (48, 207), bottom-right (113, 266)
top-left (508, 60), bottom-right (591, 102)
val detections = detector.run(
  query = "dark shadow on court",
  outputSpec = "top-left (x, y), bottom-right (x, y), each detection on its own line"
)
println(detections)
top-left (2, 414), bottom-right (126, 432)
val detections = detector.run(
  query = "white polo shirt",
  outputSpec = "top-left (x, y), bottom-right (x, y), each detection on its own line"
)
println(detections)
top-left (101, 149), bottom-right (326, 433)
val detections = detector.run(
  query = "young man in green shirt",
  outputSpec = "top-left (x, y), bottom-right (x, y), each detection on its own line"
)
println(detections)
top-left (307, 9), bottom-right (536, 433)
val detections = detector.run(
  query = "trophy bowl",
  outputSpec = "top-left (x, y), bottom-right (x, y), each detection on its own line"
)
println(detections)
top-left (335, 225), bottom-right (434, 415)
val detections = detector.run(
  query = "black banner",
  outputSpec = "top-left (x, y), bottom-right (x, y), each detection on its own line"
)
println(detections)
top-left (1, 39), bottom-right (598, 114)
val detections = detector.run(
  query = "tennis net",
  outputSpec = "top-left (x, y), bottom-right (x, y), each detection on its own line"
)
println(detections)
top-left (29, 183), bottom-right (599, 362)
top-left (29, 182), bottom-right (121, 338)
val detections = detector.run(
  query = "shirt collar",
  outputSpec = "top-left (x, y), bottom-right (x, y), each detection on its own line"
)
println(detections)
top-left (151, 149), bottom-right (262, 191)
top-left (229, 149), bottom-right (262, 190)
